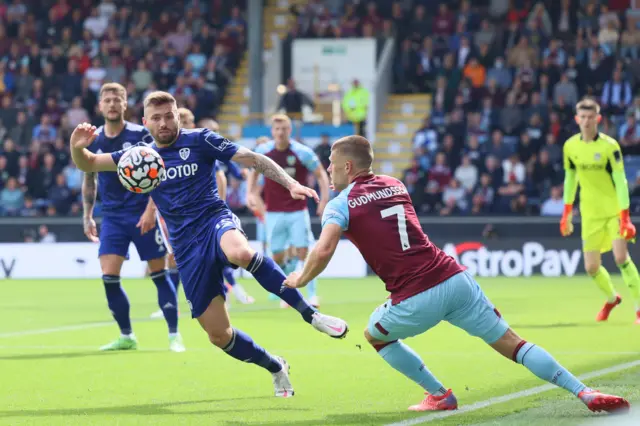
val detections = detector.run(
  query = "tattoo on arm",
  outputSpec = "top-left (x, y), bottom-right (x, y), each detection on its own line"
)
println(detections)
top-left (82, 172), bottom-right (97, 217)
top-left (234, 148), bottom-right (296, 190)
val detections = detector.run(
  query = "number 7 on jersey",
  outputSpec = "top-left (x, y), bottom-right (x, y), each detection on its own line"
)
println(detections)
top-left (381, 205), bottom-right (410, 251)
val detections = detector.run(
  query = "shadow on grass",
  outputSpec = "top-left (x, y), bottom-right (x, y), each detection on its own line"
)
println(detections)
top-left (0, 397), bottom-right (308, 418)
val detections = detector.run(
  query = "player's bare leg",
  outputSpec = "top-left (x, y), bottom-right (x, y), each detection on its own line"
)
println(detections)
top-left (220, 229), bottom-right (348, 338)
top-left (99, 254), bottom-right (137, 351)
top-left (364, 329), bottom-right (457, 411)
top-left (147, 257), bottom-right (184, 352)
top-left (197, 295), bottom-right (293, 397)
top-left (490, 328), bottom-right (629, 413)
top-left (584, 251), bottom-right (621, 321)
top-left (612, 239), bottom-right (640, 323)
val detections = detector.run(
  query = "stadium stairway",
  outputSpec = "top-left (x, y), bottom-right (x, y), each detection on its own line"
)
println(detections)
top-left (374, 94), bottom-right (431, 179)
top-left (218, 0), bottom-right (307, 139)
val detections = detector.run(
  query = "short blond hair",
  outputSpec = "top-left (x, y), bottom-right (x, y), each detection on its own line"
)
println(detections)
top-left (177, 107), bottom-right (194, 123)
top-left (576, 98), bottom-right (601, 114)
top-left (271, 114), bottom-right (292, 126)
top-left (100, 82), bottom-right (127, 100)
top-left (198, 118), bottom-right (219, 132)
top-left (144, 91), bottom-right (177, 110)
top-left (332, 135), bottom-right (374, 169)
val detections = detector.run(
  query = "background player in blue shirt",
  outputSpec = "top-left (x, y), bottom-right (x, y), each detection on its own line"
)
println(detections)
top-left (83, 83), bottom-right (184, 352)
top-left (69, 91), bottom-right (348, 397)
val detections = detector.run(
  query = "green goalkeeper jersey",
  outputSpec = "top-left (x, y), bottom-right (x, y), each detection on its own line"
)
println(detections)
top-left (563, 132), bottom-right (629, 220)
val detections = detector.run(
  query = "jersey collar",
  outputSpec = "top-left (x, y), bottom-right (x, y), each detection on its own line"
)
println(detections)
top-left (579, 132), bottom-right (602, 142)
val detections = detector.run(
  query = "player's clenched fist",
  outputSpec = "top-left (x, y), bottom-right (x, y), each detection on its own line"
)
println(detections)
top-left (70, 122), bottom-right (98, 149)
top-left (620, 210), bottom-right (636, 241)
top-left (560, 204), bottom-right (574, 236)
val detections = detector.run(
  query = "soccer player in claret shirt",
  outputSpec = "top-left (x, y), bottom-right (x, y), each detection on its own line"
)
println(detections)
top-left (247, 114), bottom-right (331, 307)
top-left (69, 91), bottom-right (348, 397)
top-left (561, 98), bottom-right (640, 323)
top-left (285, 135), bottom-right (629, 413)
top-left (83, 83), bottom-right (183, 352)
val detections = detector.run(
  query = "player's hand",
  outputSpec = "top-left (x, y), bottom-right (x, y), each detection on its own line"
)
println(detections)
top-left (83, 216), bottom-right (99, 242)
top-left (136, 210), bottom-right (156, 235)
top-left (290, 182), bottom-right (319, 202)
top-left (316, 199), bottom-right (327, 216)
top-left (246, 192), bottom-right (261, 211)
top-left (70, 123), bottom-right (98, 149)
top-left (560, 204), bottom-right (574, 237)
top-left (283, 271), bottom-right (303, 289)
top-left (620, 210), bottom-right (636, 241)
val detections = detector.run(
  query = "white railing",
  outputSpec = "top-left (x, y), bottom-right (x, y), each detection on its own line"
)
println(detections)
top-left (262, 36), bottom-right (283, 124)
top-left (367, 38), bottom-right (396, 143)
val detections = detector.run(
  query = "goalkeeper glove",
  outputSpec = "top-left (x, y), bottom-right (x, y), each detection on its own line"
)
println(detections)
top-left (620, 209), bottom-right (636, 241)
top-left (560, 204), bottom-right (574, 236)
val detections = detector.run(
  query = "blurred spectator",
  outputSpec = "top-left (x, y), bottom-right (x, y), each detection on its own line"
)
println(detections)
top-left (440, 179), bottom-right (467, 216)
top-left (48, 174), bottom-right (73, 215)
top-left (0, 177), bottom-right (23, 216)
top-left (38, 224), bottom-right (56, 243)
top-left (277, 78), bottom-right (314, 120)
top-left (471, 173), bottom-right (495, 215)
top-left (541, 187), bottom-right (565, 216)
top-left (314, 134), bottom-right (332, 170)
top-left (454, 155), bottom-right (478, 193)
top-left (342, 79), bottom-right (369, 136)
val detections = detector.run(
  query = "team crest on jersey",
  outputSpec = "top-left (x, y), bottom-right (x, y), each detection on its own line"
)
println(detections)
top-left (594, 153), bottom-right (601, 161)
top-left (122, 142), bottom-right (132, 150)
top-left (179, 148), bottom-right (191, 160)
top-left (287, 155), bottom-right (296, 166)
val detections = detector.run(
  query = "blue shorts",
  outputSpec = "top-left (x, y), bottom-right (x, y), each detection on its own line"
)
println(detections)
top-left (367, 271), bottom-right (509, 345)
top-left (173, 209), bottom-right (244, 318)
top-left (265, 209), bottom-right (313, 254)
top-left (99, 215), bottom-right (166, 261)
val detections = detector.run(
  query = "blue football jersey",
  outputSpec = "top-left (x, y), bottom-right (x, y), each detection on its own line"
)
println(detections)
top-left (88, 122), bottom-right (154, 216)
top-left (112, 128), bottom-right (238, 249)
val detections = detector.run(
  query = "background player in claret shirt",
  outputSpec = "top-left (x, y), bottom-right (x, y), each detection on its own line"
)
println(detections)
top-left (285, 135), bottom-right (629, 414)
top-left (247, 115), bottom-right (330, 307)
top-left (69, 91), bottom-right (348, 397)
top-left (83, 83), bottom-right (184, 352)
top-left (561, 99), bottom-right (640, 324)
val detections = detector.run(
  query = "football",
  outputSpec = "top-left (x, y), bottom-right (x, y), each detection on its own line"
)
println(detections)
top-left (117, 145), bottom-right (165, 194)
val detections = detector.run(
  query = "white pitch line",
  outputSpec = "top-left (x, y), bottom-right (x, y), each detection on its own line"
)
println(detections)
top-left (385, 359), bottom-right (640, 426)
top-left (0, 320), bottom-right (117, 338)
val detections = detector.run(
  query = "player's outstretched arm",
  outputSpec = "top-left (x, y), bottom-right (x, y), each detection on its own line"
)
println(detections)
top-left (232, 147), bottom-right (319, 202)
top-left (284, 224), bottom-right (342, 289)
top-left (70, 123), bottom-right (117, 173)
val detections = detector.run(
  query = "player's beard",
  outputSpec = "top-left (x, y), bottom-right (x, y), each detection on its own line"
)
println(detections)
top-left (154, 128), bottom-right (179, 146)
top-left (105, 112), bottom-right (123, 124)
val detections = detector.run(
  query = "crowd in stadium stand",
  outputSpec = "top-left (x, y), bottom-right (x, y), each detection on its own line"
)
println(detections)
top-left (2, 0), bottom-right (640, 218)
top-left (0, 0), bottom-right (246, 217)
top-left (289, 0), bottom-right (640, 216)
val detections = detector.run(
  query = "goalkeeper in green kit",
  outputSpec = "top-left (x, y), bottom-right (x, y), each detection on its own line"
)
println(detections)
top-left (561, 98), bottom-right (640, 324)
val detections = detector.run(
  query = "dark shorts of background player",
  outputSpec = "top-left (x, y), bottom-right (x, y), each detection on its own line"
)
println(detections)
top-left (174, 209), bottom-right (245, 318)
top-left (99, 214), bottom-right (166, 261)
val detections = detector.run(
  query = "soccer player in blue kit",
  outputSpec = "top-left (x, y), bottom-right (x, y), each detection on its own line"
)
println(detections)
top-left (83, 83), bottom-right (184, 352)
top-left (69, 91), bottom-right (348, 397)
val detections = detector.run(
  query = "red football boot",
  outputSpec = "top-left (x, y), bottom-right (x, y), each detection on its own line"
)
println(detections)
top-left (596, 295), bottom-right (622, 322)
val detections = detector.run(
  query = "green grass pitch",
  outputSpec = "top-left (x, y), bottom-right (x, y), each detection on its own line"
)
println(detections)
top-left (1, 276), bottom-right (639, 425)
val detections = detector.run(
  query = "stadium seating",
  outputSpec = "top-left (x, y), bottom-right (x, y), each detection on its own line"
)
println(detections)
top-left (0, 0), bottom-right (246, 217)
top-left (282, 0), bottom-right (640, 216)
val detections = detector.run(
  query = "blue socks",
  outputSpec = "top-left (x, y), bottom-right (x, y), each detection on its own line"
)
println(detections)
top-left (222, 328), bottom-right (282, 373)
top-left (223, 266), bottom-right (237, 287)
top-left (377, 341), bottom-right (447, 395)
top-left (168, 268), bottom-right (181, 292)
top-left (514, 341), bottom-right (588, 396)
top-left (246, 252), bottom-right (316, 323)
top-left (150, 269), bottom-right (179, 334)
top-left (102, 275), bottom-right (132, 335)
